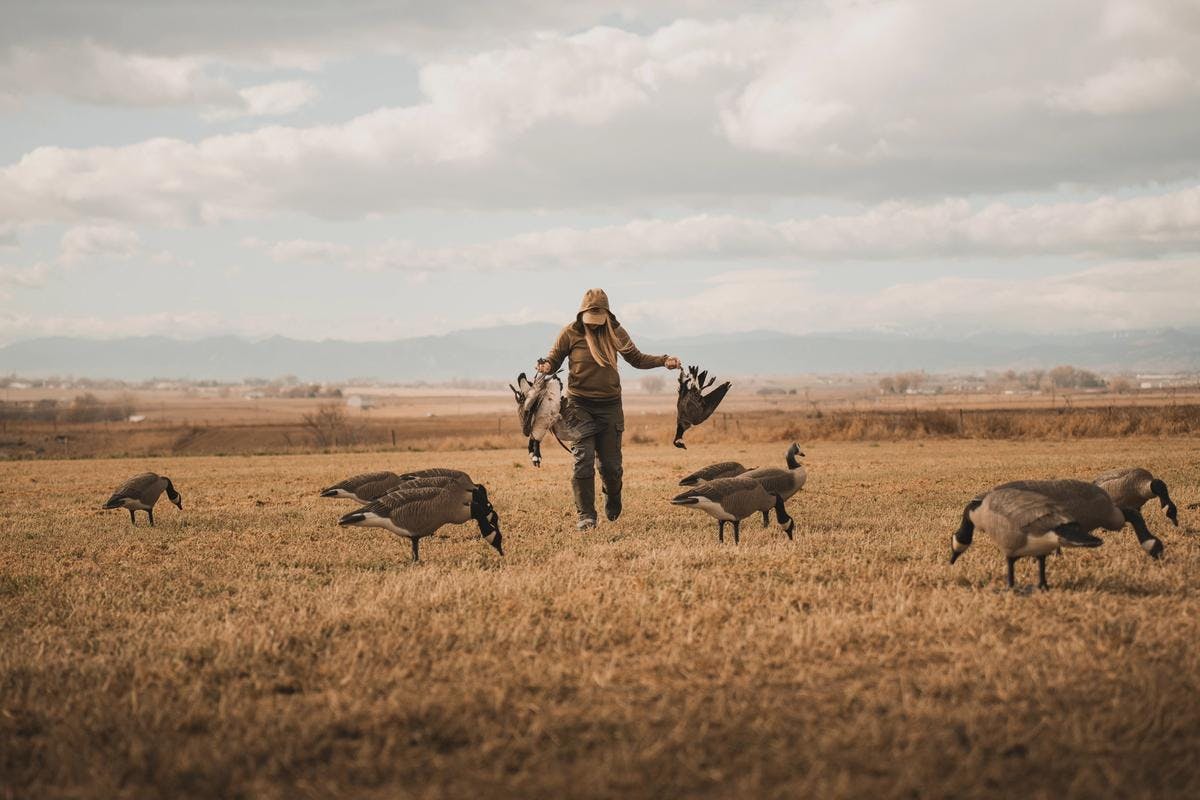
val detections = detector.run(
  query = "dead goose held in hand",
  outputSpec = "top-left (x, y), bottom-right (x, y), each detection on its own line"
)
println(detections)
top-left (674, 365), bottom-right (731, 449)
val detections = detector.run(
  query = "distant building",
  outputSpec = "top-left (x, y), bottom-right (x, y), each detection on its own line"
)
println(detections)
top-left (346, 394), bottom-right (374, 410)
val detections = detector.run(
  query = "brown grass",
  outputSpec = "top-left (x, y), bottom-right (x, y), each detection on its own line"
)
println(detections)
top-left (2, 439), bottom-right (1199, 798)
top-left (3, 403), bottom-right (1199, 460)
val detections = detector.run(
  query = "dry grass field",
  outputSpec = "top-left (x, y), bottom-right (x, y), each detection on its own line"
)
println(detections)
top-left (3, 438), bottom-right (1199, 798)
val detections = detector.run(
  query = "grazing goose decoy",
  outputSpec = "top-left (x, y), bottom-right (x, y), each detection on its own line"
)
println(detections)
top-left (674, 365), bottom-right (731, 449)
top-left (678, 461), bottom-right (751, 487)
top-left (671, 477), bottom-right (793, 544)
top-left (1094, 468), bottom-right (1179, 528)
top-left (319, 471), bottom-right (403, 502)
top-left (103, 472), bottom-right (182, 525)
top-left (996, 478), bottom-right (1164, 559)
top-left (741, 443), bottom-right (807, 525)
top-left (949, 485), bottom-right (1103, 590)
top-left (338, 482), bottom-right (502, 562)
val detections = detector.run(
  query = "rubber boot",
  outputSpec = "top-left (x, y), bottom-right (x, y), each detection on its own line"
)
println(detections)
top-left (602, 477), bottom-right (622, 522)
top-left (573, 477), bottom-right (597, 530)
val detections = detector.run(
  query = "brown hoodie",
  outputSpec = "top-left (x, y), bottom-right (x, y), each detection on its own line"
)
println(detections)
top-left (544, 288), bottom-right (668, 399)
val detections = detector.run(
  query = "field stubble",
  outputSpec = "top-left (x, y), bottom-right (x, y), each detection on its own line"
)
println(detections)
top-left (2, 438), bottom-right (1199, 798)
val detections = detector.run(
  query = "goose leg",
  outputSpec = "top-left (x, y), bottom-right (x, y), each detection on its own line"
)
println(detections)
top-left (718, 520), bottom-right (725, 543)
top-left (761, 510), bottom-right (769, 527)
top-left (1006, 557), bottom-right (1016, 589)
top-left (732, 520), bottom-right (741, 545)
top-left (1036, 556), bottom-right (1049, 591)
top-left (148, 507), bottom-right (155, 527)
top-left (129, 509), bottom-right (136, 525)
top-left (411, 537), bottom-right (420, 563)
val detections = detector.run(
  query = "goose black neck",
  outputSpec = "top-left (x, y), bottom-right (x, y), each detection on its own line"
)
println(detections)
top-left (1151, 479), bottom-right (1177, 521)
top-left (165, 479), bottom-right (178, 500)
top-left (955, 499), bottom-right (981, 545)
top-left (786, 444), bottom-right (801, 470)
top-left (1122, 507), bottom-right (1155, 544)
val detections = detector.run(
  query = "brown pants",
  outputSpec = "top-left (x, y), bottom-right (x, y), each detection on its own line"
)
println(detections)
top-left (566, 396), bottom-right (623, 521)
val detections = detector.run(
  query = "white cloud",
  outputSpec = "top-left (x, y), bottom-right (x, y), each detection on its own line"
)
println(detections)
top-left (618, 261), bottom-right (1200, 337)
top-left (59, 224), bottom-right (143, 265)
top-left (0, 42), bottom-right (318, 119)
top-left (4, 2), bottom-right (1199, 228)
top-left (0, 262), bottom-right (49, 290)
top-left (203, 80), bottom-right (320, 121)
top-left (1048, 57), bottom-right (1198, 115)
top-left (249, 184), bottom-right (1200, 271)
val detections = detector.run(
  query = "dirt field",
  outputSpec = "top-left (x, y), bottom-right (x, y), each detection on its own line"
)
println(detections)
top-left (3, 439), bottom-right (1199, 798)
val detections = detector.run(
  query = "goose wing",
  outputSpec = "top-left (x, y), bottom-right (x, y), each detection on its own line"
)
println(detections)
top-left (399, 467), bottom-right (472, 482)
top-left (980, 488), bottom-right (1074, 536)
top-left (678, 461), bottom-right (747, 486)
top-left (105, 472), bottom-right (160, 506)
top-left (321, 471), bottom-right (401, 500)
top-left (672, 477), bottom-right (763, 515)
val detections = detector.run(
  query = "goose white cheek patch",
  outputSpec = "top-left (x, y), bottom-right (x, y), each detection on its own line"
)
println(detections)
top-left (952, 536), bottom-right (969, 554)
top-left (1142, 538), bottom-right (1160, 553)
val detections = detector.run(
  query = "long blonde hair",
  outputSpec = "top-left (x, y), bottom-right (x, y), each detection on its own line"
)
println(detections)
top-left (583, 315), bottom-right (624, 368)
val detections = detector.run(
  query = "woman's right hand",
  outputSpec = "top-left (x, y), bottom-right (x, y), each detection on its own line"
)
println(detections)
top-left (536, 359), bottom-right (552, 374)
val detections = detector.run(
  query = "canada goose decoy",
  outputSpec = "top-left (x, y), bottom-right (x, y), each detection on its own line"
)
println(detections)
top-left (678, 461), bottom-right (751, 487)
top-left (741, 443), bottom-right (807, 525)
top-left (671, 477), bottom-right (793, 543)
top-left (674, 365), bottom-right (731, 449)
top-left (103, 472), bottom-right (182, 525)
top-left (319, 471), bottom-right (403, 502)
top-left (950, 485), bottom-right (1103, 590)
top-left (1094, 468), bottom-right (1179, 528)
top-left (338, 482), bottom-right (502, 562)
top-left (995, 478), bottom-right (1164, 560)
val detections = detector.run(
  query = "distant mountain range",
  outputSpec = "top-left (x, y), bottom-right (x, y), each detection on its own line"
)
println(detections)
top-left (1, 324), bottom-right (1197, 381)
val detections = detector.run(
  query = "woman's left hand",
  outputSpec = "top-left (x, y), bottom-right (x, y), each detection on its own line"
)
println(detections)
top-left (665, 356), bottom-right (681, 370)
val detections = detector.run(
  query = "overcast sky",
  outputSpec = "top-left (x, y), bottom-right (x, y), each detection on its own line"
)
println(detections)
top-left (2, 0), bottom-right (1199, 343)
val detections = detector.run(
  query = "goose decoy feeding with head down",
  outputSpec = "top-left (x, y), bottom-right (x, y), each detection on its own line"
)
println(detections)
top-left (674, 365), bottom-right (731, 449)
top-left (338, 480), bottom-right (502, 562)
top-left (950, 478), bottom-right (1157, 590)
top-left (1094, 467), bottom-right (1179, 529)
top-left (672, 477), bottom-right (793, 543)
top-left (319, 471), bottom-right (403, 502)
top-left (103, 472), bottom-right (182, 525)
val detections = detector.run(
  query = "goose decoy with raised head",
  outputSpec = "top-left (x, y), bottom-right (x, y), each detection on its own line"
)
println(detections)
top-left (741, 443), bottom-right (807, 525)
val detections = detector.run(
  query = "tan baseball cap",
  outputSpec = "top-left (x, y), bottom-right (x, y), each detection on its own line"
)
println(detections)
top-left (581, 308), bottom-right (608, 325)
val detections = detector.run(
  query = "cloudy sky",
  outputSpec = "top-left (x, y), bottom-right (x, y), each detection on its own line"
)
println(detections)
top-left (2, 0), bottom-right (1199, 344)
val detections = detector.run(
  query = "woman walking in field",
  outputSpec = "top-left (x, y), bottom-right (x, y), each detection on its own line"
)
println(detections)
top-left (539, 288), bottom-right (680, 530)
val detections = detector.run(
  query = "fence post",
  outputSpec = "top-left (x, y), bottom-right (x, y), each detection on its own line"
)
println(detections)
top-left (391, 429), bottom-right (396, 447)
